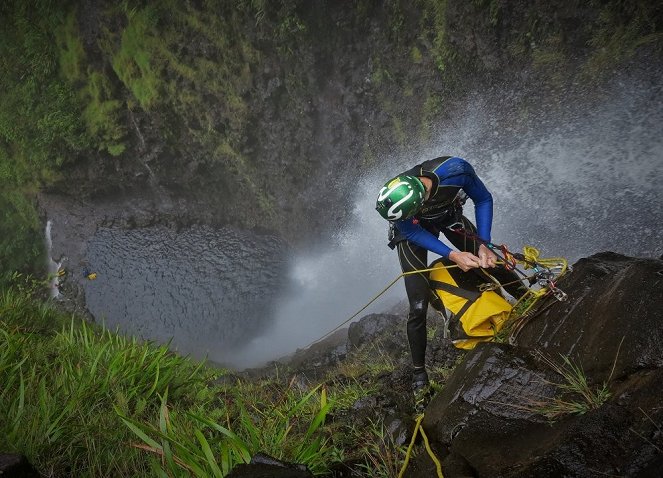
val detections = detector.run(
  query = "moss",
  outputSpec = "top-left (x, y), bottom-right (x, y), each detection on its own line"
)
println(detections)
top-left (473, 0), bottom-right (501, 27)
top-left (111, 6), bottom-right (161, 109)
top-left (411, 45), bottom-right (423, 64)
top-left (585, 0), bottom-right (663, 73)
top-left (420, 0), bottom-right (451, 72)
top-left (57, 10), bottom-right (85, 83)
top-left (370, 57), bottom-right (394, 87)
top-left (531, 34), bottom-right (568, 86)
top-left (420, 91), bottom-right (443, 142)
top-left (83, 71), bottom-right (126, 155)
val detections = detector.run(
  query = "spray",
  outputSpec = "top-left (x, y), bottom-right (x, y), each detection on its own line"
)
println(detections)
top-left (228, 68), bottom-right (663, 368)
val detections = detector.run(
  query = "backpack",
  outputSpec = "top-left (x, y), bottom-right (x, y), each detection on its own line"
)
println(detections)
top-left (429, 258), bottom-right (513, 350)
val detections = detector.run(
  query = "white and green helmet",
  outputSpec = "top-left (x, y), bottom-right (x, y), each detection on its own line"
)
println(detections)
top-left (375, 175), bottom-right (425, 221)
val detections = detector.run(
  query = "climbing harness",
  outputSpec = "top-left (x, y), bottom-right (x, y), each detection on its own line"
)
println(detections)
top-left (398, 413), bottom-right (443, 478)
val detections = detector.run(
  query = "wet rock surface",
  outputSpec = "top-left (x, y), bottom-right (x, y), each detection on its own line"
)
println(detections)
top-left (515, 252), bottom-right (663, 379)
top-left (0, 453), bottom-right (39, 478)
top-left (408, 253), bottom-right (663, 477)
top-left (227, 453), bottom-right (313, 478)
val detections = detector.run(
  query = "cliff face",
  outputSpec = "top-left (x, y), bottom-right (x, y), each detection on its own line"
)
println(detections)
top-left (3, 0), bottom-right (659, 245)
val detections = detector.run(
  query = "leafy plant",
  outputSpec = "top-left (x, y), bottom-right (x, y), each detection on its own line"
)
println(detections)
top-left (123, 383), bottom-right (334, 476)
top-left (0, 287), bottom-right (213, 477)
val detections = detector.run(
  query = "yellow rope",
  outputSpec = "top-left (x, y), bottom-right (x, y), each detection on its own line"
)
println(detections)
top-left (301, 247), bottom-right (566, 351)
top-left (522, 245), bottom-right (568, 275)
top-left (300, 264), bottom-right (460, 350)
top-left (398, 413), bottom-right (444, 478)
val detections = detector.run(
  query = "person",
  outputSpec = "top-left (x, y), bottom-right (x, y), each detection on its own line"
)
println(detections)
top-left (375, 156), bottom-right (527, 403)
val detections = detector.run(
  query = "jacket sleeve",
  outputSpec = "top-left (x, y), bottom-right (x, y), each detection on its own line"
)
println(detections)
top-left (435, 157), bottom-right (493, 243)
top-left (394, 218), bottom-right (453, 258)
top-left (460, 163), bottom-right (493, 243)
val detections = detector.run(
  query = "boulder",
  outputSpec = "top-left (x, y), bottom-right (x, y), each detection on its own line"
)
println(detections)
top-left (227, 453), bottom-right (313, 478)
top-left (515, 252), bottom-right (663, 381)
top-left (407, 253), bottom-right (663, 477)
top-left (347, 313), bottom-right (401, 349)
top-left (0, 454), bottom-right (39, 478)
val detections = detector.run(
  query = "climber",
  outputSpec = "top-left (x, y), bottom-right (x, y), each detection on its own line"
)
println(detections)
top-left (375, 156), bottom-right (528, 407)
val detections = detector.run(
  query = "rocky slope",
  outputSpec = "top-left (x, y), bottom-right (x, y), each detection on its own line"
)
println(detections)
top-left (267, 253), bottom-right (663, 477)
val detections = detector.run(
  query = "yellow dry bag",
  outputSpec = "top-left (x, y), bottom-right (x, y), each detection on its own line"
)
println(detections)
top-left (429, 258), bottom-right (512, 350)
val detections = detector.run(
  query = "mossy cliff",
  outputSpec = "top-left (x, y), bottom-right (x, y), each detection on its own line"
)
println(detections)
top-left (1, 0), bottom-right (661, 277)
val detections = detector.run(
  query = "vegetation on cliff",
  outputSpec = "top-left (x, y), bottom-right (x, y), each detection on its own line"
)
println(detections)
top-left (1, 0), bottom-right (661, 283)
top-left (0, 2), bottom-right (661, 472)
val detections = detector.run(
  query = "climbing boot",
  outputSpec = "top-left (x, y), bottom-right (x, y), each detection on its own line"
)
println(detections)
top-left (412, 368), bottom-right (431, 413)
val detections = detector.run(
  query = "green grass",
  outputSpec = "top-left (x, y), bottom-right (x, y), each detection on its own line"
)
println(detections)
top-left (0, 282), bottom-right (214, 477)
top-left (111, 5), bottom-right (161, 109)
top-left (123, 383), bottom-right (333, 476)
top-left (0, 281), bottom-right (417, 476)
top-left (530, 352), bottom-right (612, 420)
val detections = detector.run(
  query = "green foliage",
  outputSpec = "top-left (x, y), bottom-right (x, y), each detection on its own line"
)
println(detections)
top-left (419, 0), bottom-right (451, 72)
top-left (531, 352), bottom-right (612, 420)
top-left (355, 418), bottom-right (407, 477)
top-left (0, 285), bottom-right (214, 477)
top-left (83, 72), bottom-right (126, 155)
top-left (111, 6), bottom-right (161, 109)
top-left (0, 191), bottom-right (43, 286)
top-left (0, 2), bottom-right (101, 281)
top-left (586, 0), bottom-right (663, 72)
top-left (473, 0), bottom-right (501, 27)
top-left (1, 280), bottom-right (449, 476)
top-left (57, 10), bottom-right (86, 83)
top-left (0, 2), bottom-right (89, 186)
top-left (124, 383), bottom-right (333, 476)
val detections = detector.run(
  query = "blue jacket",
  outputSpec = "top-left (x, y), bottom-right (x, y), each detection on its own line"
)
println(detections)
top-left (393, 156), bottom-right (493, 258)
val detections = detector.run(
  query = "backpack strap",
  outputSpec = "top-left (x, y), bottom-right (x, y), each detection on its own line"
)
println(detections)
top-left (429, 280), bottom-right (481, 321)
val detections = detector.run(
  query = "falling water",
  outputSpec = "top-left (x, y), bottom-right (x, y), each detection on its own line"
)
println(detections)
top-left (227, 67), bottom-right (663, 368)
top-left (45, 220), bottom-right (61, 299)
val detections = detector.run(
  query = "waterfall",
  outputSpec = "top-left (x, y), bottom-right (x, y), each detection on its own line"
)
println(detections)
top-left (226, 68), bottom-right (663, 369)
top-left (45, 220), bottom-right (61, 299)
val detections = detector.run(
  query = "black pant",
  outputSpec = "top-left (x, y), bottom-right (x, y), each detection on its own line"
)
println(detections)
top-left (396, 215), bottom-right (528, 368)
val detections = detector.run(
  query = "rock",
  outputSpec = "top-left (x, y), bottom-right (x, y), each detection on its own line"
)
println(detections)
top-left (516, 252), bottom-right (663, 381)
top-left (227, 453), bottom-right (313, 477)
top-left (0, 454), bottom-right (39, 477)
top-left (412, 254), bottom-right (663, 477)
top-left (283, 329), bottom-right (349, 379)
top-left (347, 314), bottom-right (400, 348)
top-left (384, 412), bottom-right (416, 447)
